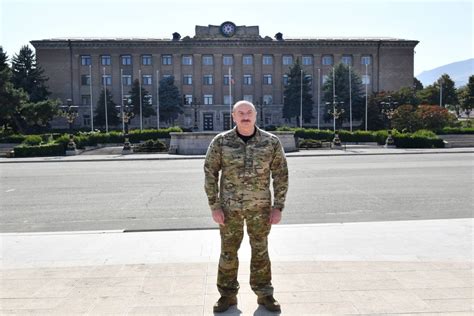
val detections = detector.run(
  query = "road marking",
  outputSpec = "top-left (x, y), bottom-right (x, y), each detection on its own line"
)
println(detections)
top-left (5, 189), bottom-right (15, 193)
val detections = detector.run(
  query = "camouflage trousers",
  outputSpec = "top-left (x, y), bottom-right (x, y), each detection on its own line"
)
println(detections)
top-left (217, 207), bottom-right (273, 297)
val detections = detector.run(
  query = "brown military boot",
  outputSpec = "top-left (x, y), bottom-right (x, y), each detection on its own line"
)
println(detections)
top-left (213, 296), bottom-right (237, 313)
top-left (257, 295), bottom-right (281, 312)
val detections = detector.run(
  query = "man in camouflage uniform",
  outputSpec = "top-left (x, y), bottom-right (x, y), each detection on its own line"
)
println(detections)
top-left (204, 100), bottom-right (289, 313)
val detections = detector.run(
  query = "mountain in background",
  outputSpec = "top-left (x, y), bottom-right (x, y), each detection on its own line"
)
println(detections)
top-left (416, 58), bottom-right (473, 88)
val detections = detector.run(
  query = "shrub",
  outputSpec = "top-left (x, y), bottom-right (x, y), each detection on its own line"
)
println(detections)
top-left (299, 139), bottom-right (322, 149)
top-left (22, 135), bottom-right (43, 146)
top-left (439, 127), bottom-right (474, 134)
top-left (0, 134), bottom-right (27, 143)
top-left (133, 139), bottom-right (167, 152)
top-left (14, 143), bottom-right (65, 157)
top-left (415, 105), bottom-right (456, 131)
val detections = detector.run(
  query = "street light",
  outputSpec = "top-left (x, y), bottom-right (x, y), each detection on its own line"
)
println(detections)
top-left (325, 97), bottom-right (345, 132)
top-left (190, 97), bottom-right (200, 131)
top-left (256, 97), bottom-right (265, 129)
top-left (116, 97), bottom-right (135, 153)
top-left (59, 98), bottom-right (79, 155)
top-left (380, 95), bottom-right (398, 147)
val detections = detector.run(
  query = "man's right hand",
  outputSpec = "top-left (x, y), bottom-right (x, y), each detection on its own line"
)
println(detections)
top-left (212, 209), bottom-right (225, 226)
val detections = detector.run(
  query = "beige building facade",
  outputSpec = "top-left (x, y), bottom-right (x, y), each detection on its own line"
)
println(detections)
top-left (31, 22), bottom-right (418, 131)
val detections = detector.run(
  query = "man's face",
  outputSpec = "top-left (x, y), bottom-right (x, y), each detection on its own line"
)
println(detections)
top-left (232, 103), bottom-right (257, 130)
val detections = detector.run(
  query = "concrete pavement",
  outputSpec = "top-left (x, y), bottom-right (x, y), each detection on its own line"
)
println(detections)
top-left (1, 218), bottom-right (472, 315)
top-left (1, 146), bottom-right (473, 163)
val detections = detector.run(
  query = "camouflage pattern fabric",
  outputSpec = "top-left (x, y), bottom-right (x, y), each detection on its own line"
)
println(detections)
top-left (204, 126), bottom-right (289, 297)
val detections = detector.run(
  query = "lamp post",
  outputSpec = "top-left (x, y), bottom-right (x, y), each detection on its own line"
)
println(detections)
top-left (256, 97), bottom-right (265, 129)
top-left (190, 97), bottom-right (200, 131)
top-left (380, 95), bottom-right (398, 147)
top-left (438, 78), bottom-right (444, 107)
top-left (325, 98), bottom-right (345, 132)
top-left (59, 98), bottom-right (79, 155)
top-left (116, 97), bottom-right (135, 153)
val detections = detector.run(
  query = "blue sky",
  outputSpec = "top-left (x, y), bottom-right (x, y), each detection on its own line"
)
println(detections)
top-left (1, 0), bottom-right (472, 76)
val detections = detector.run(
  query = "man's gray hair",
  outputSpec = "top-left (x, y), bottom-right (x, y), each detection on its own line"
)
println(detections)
top-left (232, 100), bottom-right (256, 112)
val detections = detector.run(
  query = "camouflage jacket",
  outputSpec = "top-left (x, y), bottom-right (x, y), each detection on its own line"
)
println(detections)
top-left (204, 126), bottom-right (289, 212)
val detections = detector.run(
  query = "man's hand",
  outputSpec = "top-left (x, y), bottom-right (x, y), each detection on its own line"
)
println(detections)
top-left (269, 208), bottom-right (282, 225)
top-left (212, 209), bottom-right (225, 226)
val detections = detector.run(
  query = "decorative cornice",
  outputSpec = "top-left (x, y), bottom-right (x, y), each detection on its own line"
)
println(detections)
top-left (30, 38), bottom-right (419, 49)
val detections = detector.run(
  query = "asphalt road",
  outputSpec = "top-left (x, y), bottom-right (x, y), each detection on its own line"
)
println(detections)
top-left (0, 153), bottom-right (472, 233)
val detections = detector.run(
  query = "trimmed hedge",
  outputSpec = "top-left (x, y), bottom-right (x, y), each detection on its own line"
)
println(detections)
top-left (438, 127), bottom-right (474, 135)
top-left (133, 139), bottom-right (167, 152)
top-left (14, 143), bottom-right (65, 157)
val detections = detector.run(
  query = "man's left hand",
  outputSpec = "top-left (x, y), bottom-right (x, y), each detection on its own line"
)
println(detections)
top-left (269, 208), bottom-right (282, 224)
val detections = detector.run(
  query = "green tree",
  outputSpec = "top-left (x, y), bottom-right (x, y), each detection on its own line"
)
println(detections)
top-left (0, 46), bottom-right (59, 133)
top-left (391, 104), bottom-right (422, 132)
top-left (392, 86), bottom-right (419, 106)
top-left (414, 77), bottom-right (423, 92)
top-left (282, 58), bottom-right (314, 124)
top-left (437, 74), bottom-right (458, 107)
top-left (417, 84), bottom-right (439, 105)
top-left (11, 45), bottom-right (50, 102)
top-left (322, 63), bottom-right (364, 129)
top-left (158, 76), bottom-right (182, 125)
top-left (128, 79), bottom-right (155, 124)
top-left (458, 75), bottom-right (474, 118)
top-left (94, 88), bottom-right (119, 128)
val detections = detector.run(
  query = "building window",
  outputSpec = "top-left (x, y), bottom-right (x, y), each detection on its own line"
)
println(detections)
top-left (202, 55), bottom-right (213, 65)
top-left (223, 55), bottom-right (233, 65)
top-left (102, 75), bottom-right (112, 85)
top-left (282, 75), bottom-right (289, 86)
top-left (81, 95), bottom-right (91, 105)
top-left (282, 55), bottom-right (293, 65)
top-left (203, 75), bottom-right (213, 85)
top-left (142, 55), bottom-right (152, 65)
top-left (182, 55), bottom-right (193, 65)
top-left (362, 75), bottom-right (371, 85)
top-left (142, 75), bottom-right (152, 85)
top-left (223, 75), bottom-right (230, 86)
top-left (183, 75), bottom-right (192, 85)
top-left (122, 75), bottom-right (132, 86)
top-left (184, 94), bottom-right (193, 105)
top-left (162, 55), bottom-right (172, 65)
top-left (302, 56), bottom-right (313, 65)
top-left (83, 114), bottom-right (91, 126)
top-left (81, 55), bottom-right (91, 66)
top-left (361, 56), bottom-right (372, 65)
top-left (101, 55), bottom-right (111, 66)
top-left (243, 74), bottom-right (252, 85)
top-left (342, 55), bottom-right (353, 66)
top-left (243, 55), bottom-right (253, 65)
top-left (204, 94), bottom-right (213, 105)
top-left (322, 55), bottom-right (333, 65)
top-left (263, 55), bottom-right (273, 65)
top-left (224, 95), bottom-right (232, 105)
top-left (243, 95), bottom-right (253, 102)
top-left (121, 55), bottom-right (132, 65)
top-left (263, 95), bottom-right (273, 105)
top-left (305, 75), bottom-right (312, 83)
top-left (263, 74), bottom-right (272, 85)
top-left (81, 75), bottom-right (91, 86)
top-left (163, 74), bottom-right (172, 79)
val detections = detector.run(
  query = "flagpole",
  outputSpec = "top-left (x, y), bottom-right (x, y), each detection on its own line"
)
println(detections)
top-left (365, 63), bottom-right (368, 131)
top-left (120, 68), bottom-right (125, 133)
top-left (103, 67), bottom-right (108, 133)
top-left (139, 69), bottom-right (143, 131)
top-left (317, 68), bottom-right (320, 130)
top-left (349, 65), bottom-right (352, 132)
top-left (332, 66), bottom-right (336, 132)
top-left (300, 69), bottom-right (303, 128)
top-left (229, 67), bottom-right (232, 128)
top-left (156, 70), bottom-right (160, 129)
top-left (89, 64), bottom-right (93, 132)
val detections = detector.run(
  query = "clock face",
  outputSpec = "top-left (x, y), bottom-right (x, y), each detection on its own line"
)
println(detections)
top-left (220, 22), bottom-right (236, 37)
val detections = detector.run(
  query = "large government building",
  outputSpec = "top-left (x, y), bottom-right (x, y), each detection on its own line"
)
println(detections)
top-left (31, 21), bottom-right (418, 131)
